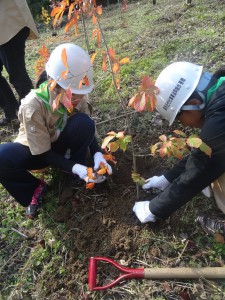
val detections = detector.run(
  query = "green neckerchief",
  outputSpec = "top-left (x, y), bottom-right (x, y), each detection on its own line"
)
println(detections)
top-left (206, 76), bottom-right (225, 103)
top-left (34, 81), bottom-right (67, 131)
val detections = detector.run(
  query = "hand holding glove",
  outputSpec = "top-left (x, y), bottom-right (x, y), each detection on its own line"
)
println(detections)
top-left (142, 175), bottom-right (170, 191)
top-left (94, 152), bottom-right (112, 175)
top-left (133, 201), bottom-right (156, 223)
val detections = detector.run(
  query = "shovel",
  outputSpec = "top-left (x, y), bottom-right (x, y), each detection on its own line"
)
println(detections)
top-left (88, 256), bottom-right (225, 291)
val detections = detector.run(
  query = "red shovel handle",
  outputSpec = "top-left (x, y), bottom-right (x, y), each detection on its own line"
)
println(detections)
top-left (88, 257), bottom-right (144, 291)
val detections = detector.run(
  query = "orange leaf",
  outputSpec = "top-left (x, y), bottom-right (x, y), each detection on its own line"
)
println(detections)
top-left (83, 75), bottom-right (90, 86)
top-left (101, 135), bottom-right (115, 149)
top-left (49, 80), bottom-right (57, 91)
top-left (65, 17), bottom-right (76, 32)
top-left (91, 52), bottom-right (97, 64)
top-left (159, 135), bottom-right (167, 142)
top-left (115, 77), bottom-right (120, 90)
top-left (61, 70), bottom-right (68, 80)
top-left (142, 76), bottom-right (153, 90)
top-left (60, 88), bottom-right (73, 112)
top-left (119, 57), bottom-right (130, 65)
top-left (86, 182), bottom-right (95, 189)
top-left (52, 93), bottom-right (62, 111)
top-left (149, 94), bottom-right (157, 111)
top-left (92, 14), bottom-right (97, 25)
top-left (96, 6), bottom-right (103, 15)
top-left (68, 2), bottom-right (76, 20)
top-left (51, 7), bottom-right (62, 17)
top-left (112, 61), bottom-right (120, 74)
top-left (61, 48), bottom-right (69, 70)
top-left (102, 56), bottom-right (107, 71)
top-left (97, 163), bottom-right (108, 175)
top-left (103, 153), bottom-right (117, 164)
top-left (108, 48), bottom-right (116, 59)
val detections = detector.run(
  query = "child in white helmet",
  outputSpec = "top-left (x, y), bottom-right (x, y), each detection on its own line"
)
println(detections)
top-left (133, 62), bottom-right (225, 236)
top-left (0, 43), bottom-right (112, 219)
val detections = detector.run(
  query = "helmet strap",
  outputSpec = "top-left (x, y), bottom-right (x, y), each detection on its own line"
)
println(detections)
top-left (181, 102), bottom-right (205, 111)
top-left (181, 89), bottom-right (206, 112)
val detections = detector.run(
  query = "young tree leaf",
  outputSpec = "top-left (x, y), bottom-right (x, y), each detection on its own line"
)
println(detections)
top-left (115, 131), bottom-right (125, 138)
top-left (68, 2), bottom-right (76, 20)
top-left (101, 135), bottom-right (115, 149)
top-left (149, 94), bottom-right (157, 111)
top-left (103, 153), bottom-right (117, 164)
top-left (171, 144), bottom-right (183, 160)
top-left (91, 52), bottom-right (97, 64)
top-left (65, 17), bottom-right (76, 32)
top-left (108, 48), bottom-right (116, 59)
top-left (86, 182), bottom-right (95, 189)
top-left (119, 57), bottom-right (130, 65)
top-left (61, 70), bottom-right (68, 80)
top-left (96, 6), bottom-right (103, 15)
top-left (109, 141), bottom-right (119, 152)
top-left (151, 143), bottom-right (160, 155)
top-left (159, 135), bottom-right (167, 142)
top-left (124, 135), bottom-right (132, 143)
top-left (112, 61), bottom-right (120, 73)
top-left (61, 89), bottom-right (73, 112)
top-left (199, 142), bottom-right (212, 157)
top-left (49, 80), bottom-right (57, 91)
top-left (52, 93), bottom-right (62, 111)
top-left (173, 130), bottom-right (187, 137)
top-left (92, 14), bottom-right (97, 25)
top-left (175, 137), bottom-right (186, 149)
top-left (142, 76), bottom-right (152, 90)
top-left (131, 172), bottom-right (146, 186)
top-left (186, 136), bottom-right (202, 148)
top-left (61, 48), bottom-right (69, 70)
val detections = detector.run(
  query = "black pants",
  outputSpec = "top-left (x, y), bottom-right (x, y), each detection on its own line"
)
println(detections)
top-left (0, 113), bottom-right (96, 207)
top-left (0, 27), bottom-right (33, 118)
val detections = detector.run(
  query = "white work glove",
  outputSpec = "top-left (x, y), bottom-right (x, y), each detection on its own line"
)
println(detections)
top-left (133, 201), bottom-right (156, 223)
top-left (142, 175), bottom-right (170, 191)
top-left (202, 186), bottom-right (213, 198)
top-left (93, 152), bottom-right (112, 175)
top-left (72, 164), bottom-right (89, 181)
top-left (72, 164), bottom-right (106, 183)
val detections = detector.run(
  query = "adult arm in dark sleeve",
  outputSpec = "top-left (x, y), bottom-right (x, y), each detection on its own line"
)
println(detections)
top-left (163, 155), bottom-right (189, 183)
top-left (149, 103), bottom-right (225, 219)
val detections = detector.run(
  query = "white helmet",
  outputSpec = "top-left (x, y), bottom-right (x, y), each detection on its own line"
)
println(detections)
top-left (45, 43), bottom-right (93, 94)
top-left (155, 62), bottom-right (203, 125)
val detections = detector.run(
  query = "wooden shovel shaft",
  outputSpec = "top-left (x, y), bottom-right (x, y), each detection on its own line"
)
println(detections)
top-left (144, 267), bottom-right (225, 279)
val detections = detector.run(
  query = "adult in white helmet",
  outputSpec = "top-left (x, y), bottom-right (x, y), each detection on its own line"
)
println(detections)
top-left (0, 43), bottom-right (112, 219)
top-left (133, 61), bottom-right (225, 237)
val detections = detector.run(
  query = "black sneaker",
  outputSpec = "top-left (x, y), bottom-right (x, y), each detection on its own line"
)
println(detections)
top-left (197, 213), bottom-right (225, 236)
top-left (26, 180), bottom-right (47, 219)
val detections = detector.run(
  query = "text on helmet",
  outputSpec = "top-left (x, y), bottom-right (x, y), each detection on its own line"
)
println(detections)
top-left (163, 78), bottom-right (186, 111)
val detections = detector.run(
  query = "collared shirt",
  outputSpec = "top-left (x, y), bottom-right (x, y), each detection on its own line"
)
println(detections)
top-left (15, 91), bottom-right (92, 155)
top-left (0, 0), bottom-right (38, 45)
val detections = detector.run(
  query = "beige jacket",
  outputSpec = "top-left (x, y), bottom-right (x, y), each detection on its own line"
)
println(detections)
top-left (0, 0), bottom-right (38, 45)
top-left (15, 91), bottom-right (92, 155)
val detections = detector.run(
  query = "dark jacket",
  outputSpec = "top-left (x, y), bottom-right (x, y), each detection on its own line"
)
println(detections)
top-left (149, 70), bottom-right (225, 219)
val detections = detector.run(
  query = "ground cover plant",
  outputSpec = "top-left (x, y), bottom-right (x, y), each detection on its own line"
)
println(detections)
top-left (1, 0), bottom-right (225, 299)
